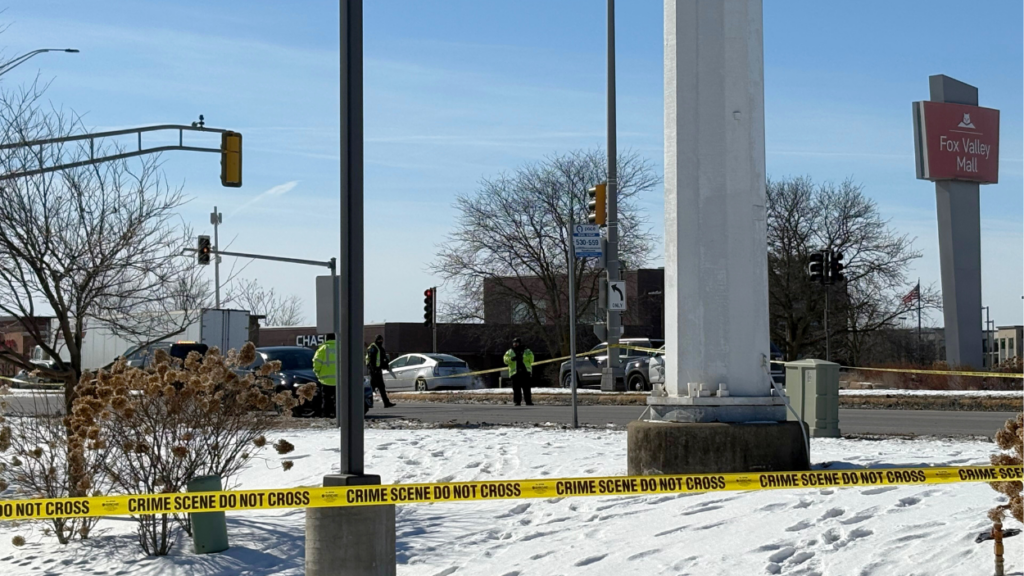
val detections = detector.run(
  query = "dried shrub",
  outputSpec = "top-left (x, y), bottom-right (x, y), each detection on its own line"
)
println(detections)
top-left (988, 413), bottom-right (1023, 525)
top-left (0, 383), bottom-right (104, 545)
top-left (74, 342), bottom-right (307, 556)
top-left (11, 536), bottom-right (25, 547)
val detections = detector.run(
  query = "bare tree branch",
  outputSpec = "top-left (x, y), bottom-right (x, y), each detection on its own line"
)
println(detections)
top-left (0, 81), bottom-right (205, 407)
top-left (223, 278), bottom-right (305, 327)
top-left (431, 149), bottom-right (659, 356)
top-left (767, 176), bottom-right (938, 364)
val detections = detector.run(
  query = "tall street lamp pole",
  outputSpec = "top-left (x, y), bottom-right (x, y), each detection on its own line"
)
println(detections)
top-left (0, 48), bottom-right (79, 77)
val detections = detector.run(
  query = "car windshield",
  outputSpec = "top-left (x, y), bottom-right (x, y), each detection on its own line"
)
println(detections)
top-left (260, 348), bottom-right (315, 371)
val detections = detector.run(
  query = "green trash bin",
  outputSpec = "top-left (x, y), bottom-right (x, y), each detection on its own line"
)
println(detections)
top-left (187, 475), bottom-right (230, 554)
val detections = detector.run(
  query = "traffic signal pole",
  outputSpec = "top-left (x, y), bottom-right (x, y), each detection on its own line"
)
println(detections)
top-left (601, 0), bottom-right (622, 391)
top-left (211, 207), bottom-right (223, 308)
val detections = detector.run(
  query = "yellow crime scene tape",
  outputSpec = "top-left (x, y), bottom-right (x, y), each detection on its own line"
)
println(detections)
top-left (422, 343), bottom-right (1022, 383)
top-left (0, 466), bottom-right (1019, 522)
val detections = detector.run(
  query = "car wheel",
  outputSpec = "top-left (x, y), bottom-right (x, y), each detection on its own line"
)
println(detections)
top-left (415, 380), bottom-right (428, 392)
top-left (627, 373), bottom-right (648, 392)
top-left (364, 404), bottom-right (369, 415)
top-left (561, 372), bottom-right (575, 389)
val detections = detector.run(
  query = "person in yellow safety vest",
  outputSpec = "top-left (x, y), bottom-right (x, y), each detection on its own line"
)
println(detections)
top-left (365, 334), bottom-right (396, 408)
top-left (503, 337), bottom-right (534, 406)
top-left (313, 333), bottom-right (338, 418)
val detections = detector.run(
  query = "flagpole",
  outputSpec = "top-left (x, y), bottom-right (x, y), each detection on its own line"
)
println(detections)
top-left (917, 278), bottom-right (922, 364)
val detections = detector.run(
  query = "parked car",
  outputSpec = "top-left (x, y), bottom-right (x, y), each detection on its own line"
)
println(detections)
top-left (558, 338), bottom-right (665, 389)
top-left (383, 353), bottom-right (473, 391)
top-left (648, 342), bottom-right (786, 390)
top-left (250, 346), bottom-right (373, 416)
top-left (123, 342), bottom-right (173, 369)
top-left (122, 341), bottom-right (208, 369)
top-left (624, 346), bottom-right (664, 391)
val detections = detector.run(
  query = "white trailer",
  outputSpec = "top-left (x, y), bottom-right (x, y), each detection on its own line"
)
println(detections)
top-left (32, 309), bottom-right (251, 371)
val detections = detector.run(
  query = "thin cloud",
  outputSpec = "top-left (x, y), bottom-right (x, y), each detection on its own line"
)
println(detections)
top-left (231, 180), bottom-right (299, 216)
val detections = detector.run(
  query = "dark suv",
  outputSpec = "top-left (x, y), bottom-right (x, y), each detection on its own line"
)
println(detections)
top-left (558, 338), bottom-right (664, 389)
top-left (624, 346), bottom-right (664, 391)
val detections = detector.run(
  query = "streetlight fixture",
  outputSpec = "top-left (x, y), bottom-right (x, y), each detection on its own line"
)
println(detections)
top-left (0, 48), bottom-right (80, 77)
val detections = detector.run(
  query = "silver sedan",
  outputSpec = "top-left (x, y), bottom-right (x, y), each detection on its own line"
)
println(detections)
top-left (383, 353), bottom-right (474, 391)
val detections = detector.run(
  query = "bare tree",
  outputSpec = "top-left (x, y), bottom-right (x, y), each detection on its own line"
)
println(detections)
top-left (224, 278), bottom-right (305, 327)
top-left (766, 176), bottom-right (939, 364)
top-left (432, 149), bottom-right (658, 357)
top-left (0, 82), bottom-right (206, 409)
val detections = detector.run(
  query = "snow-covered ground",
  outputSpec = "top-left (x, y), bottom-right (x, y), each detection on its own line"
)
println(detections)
top-left (1, 428), bottom-right (1020, 575)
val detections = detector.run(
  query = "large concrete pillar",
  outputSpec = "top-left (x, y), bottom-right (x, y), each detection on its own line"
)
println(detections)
top-left (929, 75), bottom-right (984, 369)
top-left (657, 0), bottom-right (782, 418)
top-left (629, 0), bottom-right (807, 474)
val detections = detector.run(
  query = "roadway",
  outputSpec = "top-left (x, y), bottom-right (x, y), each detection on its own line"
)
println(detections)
top-left (3, 394), bottom-right (1014, 436)
top-left (371, 402), bottom-right (1017, 437)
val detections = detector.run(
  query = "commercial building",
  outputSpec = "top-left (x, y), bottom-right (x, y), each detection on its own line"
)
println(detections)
top-left (984, 325), bottom-right (1023, 368)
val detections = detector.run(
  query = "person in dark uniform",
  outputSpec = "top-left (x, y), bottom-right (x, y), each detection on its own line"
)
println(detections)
top-left (365, 334), bottom-right (396, 408)
top-left (503, 337), bottom-right (535, 406)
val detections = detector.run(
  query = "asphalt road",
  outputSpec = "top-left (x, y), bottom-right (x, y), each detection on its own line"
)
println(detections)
top-left (3, 394), bottom-right (1015, 436)
top-left (370, 402), bottom-right (1017, 437)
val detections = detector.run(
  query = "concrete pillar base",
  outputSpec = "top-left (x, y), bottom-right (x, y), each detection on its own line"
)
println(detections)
top-left (627, 421), bottom-right (809, 476)
top-left (306, 474), bottom-right (396, 576)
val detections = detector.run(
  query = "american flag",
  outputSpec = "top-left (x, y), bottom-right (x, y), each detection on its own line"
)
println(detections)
top-left (902, 283), bottom-right (920, 305)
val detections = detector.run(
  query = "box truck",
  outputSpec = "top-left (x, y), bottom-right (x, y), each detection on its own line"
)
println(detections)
top-left (31, 309), bottom-right (251, 372)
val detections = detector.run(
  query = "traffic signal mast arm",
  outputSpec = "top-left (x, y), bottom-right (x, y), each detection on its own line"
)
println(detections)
top-left (0, 124), bottom-right (242, 187)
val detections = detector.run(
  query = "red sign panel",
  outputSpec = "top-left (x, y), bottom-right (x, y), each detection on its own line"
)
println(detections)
top-left (913, 101), bottom-right (999, 184)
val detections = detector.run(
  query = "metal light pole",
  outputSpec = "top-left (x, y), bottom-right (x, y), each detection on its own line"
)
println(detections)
top-left (601, 0), bottom-right (622, 391)
top-left (338, 0), bottom-right (365, 476)
top-left (0, 48), bottom-right (79, 77)
top-left (211, 208), bottom-right (223, 308)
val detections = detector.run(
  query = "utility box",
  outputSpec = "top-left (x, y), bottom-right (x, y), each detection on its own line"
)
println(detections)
top-left (785, 359), bottom-right (840, 438)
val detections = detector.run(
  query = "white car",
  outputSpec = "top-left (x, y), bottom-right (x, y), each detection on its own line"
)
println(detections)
top-left (383, 353), bottom-right (473, 391)
top-left (649, 353), bottom-right (666, 388)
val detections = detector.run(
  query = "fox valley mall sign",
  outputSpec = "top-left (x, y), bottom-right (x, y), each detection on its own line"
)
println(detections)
top-left (913, 101), bottom-right (1000, 183)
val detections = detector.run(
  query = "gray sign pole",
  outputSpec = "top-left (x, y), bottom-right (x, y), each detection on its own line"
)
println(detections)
top-left (567, 223), bottom-right (579, 428)
top-left (928, 75), bottom-right (984, 369)
top-left (339, 0), bottom-right (364, 475)
top-left (601, 0), bottom-right (621, 391)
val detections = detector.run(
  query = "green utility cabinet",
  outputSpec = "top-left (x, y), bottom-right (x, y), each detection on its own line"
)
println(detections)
top-left (785, 359), bottom-right (840, 438)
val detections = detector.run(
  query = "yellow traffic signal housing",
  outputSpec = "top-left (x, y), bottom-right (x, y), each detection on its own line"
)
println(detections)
top-left (587, 182), bottom-right (607, 226)
top-left (220, 131), bottom-right (242, 187)
top-left (197, 235), bottom-right (212, 265)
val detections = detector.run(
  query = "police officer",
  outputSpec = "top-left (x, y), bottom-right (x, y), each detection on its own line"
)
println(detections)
top-left (312, 333), bottom-right (338, 418)
top-left (503, 337), bottom-right (534, 406)
top-left (366, 334), bottom-right (396, 408)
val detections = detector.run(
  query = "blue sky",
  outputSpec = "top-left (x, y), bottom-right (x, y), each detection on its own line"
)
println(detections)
top-left (4, 0), bottom-right (1022, 327)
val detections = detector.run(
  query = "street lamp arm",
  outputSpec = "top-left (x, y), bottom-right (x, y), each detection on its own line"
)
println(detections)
top-left (0, 48), bottom-right (79, 77)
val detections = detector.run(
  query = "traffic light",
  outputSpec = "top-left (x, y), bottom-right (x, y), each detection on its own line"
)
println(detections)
top-left (587, 182), bottom-right (607, 226)
top-left (423, 288), bottom-right (434, 328)
top-left (807, 250), bottom-right (825, 284)
top-left (220, 131), bottom-right (242, 188)
top-left (828, 251), bottom-right (845, 284)
top-left (197, 235), bottom-right (212, 265)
